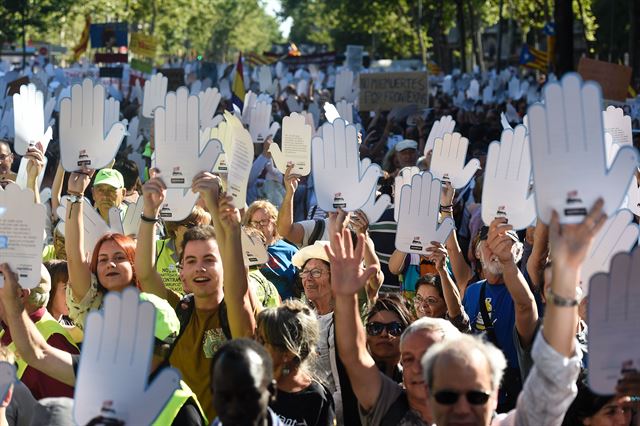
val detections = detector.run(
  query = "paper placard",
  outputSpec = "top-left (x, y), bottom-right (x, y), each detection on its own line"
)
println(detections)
top-left (269, 112), bottom-right (312, 176)
top-left (74, 287), bottom-right (180, 425)
top-left (241, 228), bottom-right (269, 267)
top-left (259, 66), bottom-right (272, 94)
top-left (603, 106), bottom-right (633, 146)
top-left (577, 57), bottom-right (632, 102)
top-left (429, 132), bottom-right (480, 189)
top-left (588, 247), bottom-right (640, 395)
top-left (59, 79), bottom-right (126, 172)
top-left (481, 125), bottom-right (536, 230)
top-left (359, 72), bottom-right (428, 111)
top-left (227, 117), bottom-right (254, 208)
top-left (527, 73), bottom-right (639, 224)
top-left (129, 33), bottom-right (157, 58)
top-left (395, 172), bottom-right (454, 255)
top-left (311, 118), bottom-right (381, 212)
top-left (0, 184), bottom-right (46, 288)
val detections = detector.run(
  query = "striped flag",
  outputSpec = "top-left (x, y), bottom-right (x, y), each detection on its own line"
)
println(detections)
top-left (72, 15), bottom-right (91, 63)
top-left (232, 52), bottom-right (245, 111)
top-left (519, 44), bottom-right (548, 72)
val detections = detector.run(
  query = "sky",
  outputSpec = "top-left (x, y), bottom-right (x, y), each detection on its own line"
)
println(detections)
top-left (263, 0), bottom-right (293, 39)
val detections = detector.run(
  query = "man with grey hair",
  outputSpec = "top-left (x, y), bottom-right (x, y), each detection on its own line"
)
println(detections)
top-left (421, 200), bottom-right (606, 425)
top-left (0, 264), bottom-right (79, 399)
top-left (326, 227), bottom-right (460, 425)
top-left (461, 218), bottom-right (539, 411)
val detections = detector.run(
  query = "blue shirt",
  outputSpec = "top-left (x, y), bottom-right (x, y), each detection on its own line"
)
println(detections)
top-left (260, 239), bottom-right (299, 300)
top-left (463, 280), bottom-right (519, 369)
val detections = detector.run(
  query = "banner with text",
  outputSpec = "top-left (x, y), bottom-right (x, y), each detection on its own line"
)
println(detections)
top-left (359, 71), bottom-right (429, 111)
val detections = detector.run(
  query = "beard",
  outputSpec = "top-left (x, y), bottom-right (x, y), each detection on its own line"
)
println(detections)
top-left (480, 253), bottom-right (504, 276)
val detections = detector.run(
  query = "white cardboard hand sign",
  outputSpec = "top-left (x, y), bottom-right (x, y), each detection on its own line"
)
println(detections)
top-left (429, 132), bottom-right (480, 189)
top-left (249, 100), bottom-right (279, 143)
top-left (424, 115), bottom-right (455, 156)
top-left (121, 196), bottom-right (144, 237)
top-left (130, 79), bottom-right (143, 104)
top-left (626, 175), bottom-right (640, 216)
top-left (198, 87), bottom-right (222, 129)
top-left (56, 198), bottom-right (122, 257)
top-left (259, 66), bottom-right (273, 94)
top-left (59, 79), bottom-right (125, 172)
top-left (16, 138), bottom-right (50, 190)
top-left (500, 112), bottom-right (512, 130)
top-left (395, 172), bottom-right (455, 254)
top-left (359, 186), bottom-right (391, 225)
top-left (74, 288), bottom-right (181, 426)
top-left (227, 116), bottom-right (254, 208)
top-left (482, 125), bottom-right (535, 230)
top-left (103, 97), bottom-right (121, 138)
top-left (466, 79), bottom-right (480, 101)
top-left (311, 118), bottom-right (381, 212)
top-left (482, 85), bottom-right (494, 105)
top-left (13, 83), bottom-right (52, 155)
top-left (269, 112), bottom-right (312, 175)
top-left (0, 183), bottom-right (46, 289)
top-left (286, 96), bottom-right (303, 114)
top-left (323, 102), bottom-right (341, 124)
top-left (242, 91), bottom-right (258, 125)
top-left (158, 188), bottom-right (200, 222)
top-left (394, 166), bottom-right (420, 222)
top-left (579, 209), bottom-right (639, 296)
top-left (241, 228), bottom-right (269, 267)
top-left (126, 116), bottom-right (143, 151)
top-left (142, 73), bottom-right (168, 118)
top-left (508, 76), bottom-right (521, 100)
top-left (336, 100), bottom-right (353, 124)
top-left (588, 246), bottom-right (640, 395)
top-left (334, 69), bottom-right (355, 102)
top-left (603, 106), bottom-right (633, 146)
top-left (154, 87), bottom-right (222, 191)
top-left (527, 73), bottom-right (639, 223)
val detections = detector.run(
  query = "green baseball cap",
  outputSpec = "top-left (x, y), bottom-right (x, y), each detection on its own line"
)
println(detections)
top-left (93, 168), bottom-right (125, 189)
top-left (139, 292), bottom-right (180, 344)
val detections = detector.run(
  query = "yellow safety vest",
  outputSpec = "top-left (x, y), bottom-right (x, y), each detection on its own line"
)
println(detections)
top-left (152, 380), bottom-right (207, 425)
top-left (1, 310), bottom-right (79, 378)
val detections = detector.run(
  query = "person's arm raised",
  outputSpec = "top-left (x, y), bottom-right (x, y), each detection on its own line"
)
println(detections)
top-left (527, 219), bottom-right (549, 293)
top-left (325, 228), bottom-right (381, 411)
top-left (24, 144), bottom-right (45, 204)
top-left (276, 163), bottom-right (305, 245)
top-left (545, 199), bottom-right (606, 357)
top-left (65, 169), bottom-right (94, 301)
top-left (51, 162), bottom-right (65, 221)
top-left (134, 177), bottom-right (168, 299)
top-left (487, 217), bottom-right (538, 348)
top-left (440, 182), bottom-right (473, 292)
top-left (427, 242), bottom-right (464, 320)
top-left (0, 264), bottom-right (75, 386)
top-left (192, 172), bottom-right (255, 338)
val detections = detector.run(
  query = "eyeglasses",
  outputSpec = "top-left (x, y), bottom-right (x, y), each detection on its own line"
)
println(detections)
top-left (180, 222), bottom-right (198, 229)
top-left (433, 390), bottom-right (491, 406)
top-left (365, 321), bottom-right (404, 337)
top-left (414, 295), bottom-right (441, 310)
top-left (0, 154), bottom-right (11, 161)
top-left (250, 219), bottom-right (272, 227)
top-left (300, 268), bottom-right (328, 279)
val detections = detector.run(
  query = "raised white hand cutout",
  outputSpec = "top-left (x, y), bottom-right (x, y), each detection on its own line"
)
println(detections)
top-left (13, 83), bottom-right (52, 155)
top-left (424, 115), bottom-right (455, 156)
top-left (429, 132), bottom-right (480, 189)
top-left (269, 112), bottom-right (312, 175)
top-left (199, 87), bottom-right (222, 129)
top-left (142, 73), bottom-right (168, 118)
top-left (394, 166), bottom-right (420, 222)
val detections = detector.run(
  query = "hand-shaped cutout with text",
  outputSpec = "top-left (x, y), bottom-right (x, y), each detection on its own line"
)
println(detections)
top-left (429, 132), bottom-right (480, 189)
top-left (424, 115), bottom-right (455, 156)
top-left (142, 73), bottom-right (168, 118)
top-left (269, 112), bottom-right (312, 175)
top-left (13, 83), bottom-right (52, 155)
top-left (394, 166), bottom-right (420, 222)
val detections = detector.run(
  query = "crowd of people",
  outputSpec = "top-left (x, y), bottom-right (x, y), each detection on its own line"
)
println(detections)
top-left (0, 55), bottom-right (639, 426)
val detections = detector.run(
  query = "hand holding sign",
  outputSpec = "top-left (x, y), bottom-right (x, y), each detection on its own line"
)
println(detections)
top-left (74, 288), bottom-right (181, 425)
top-left (424, 115), bottom-right (455, 156)
top-left (312, 118), bottom-right (381, 212)
top-left (269, 112), bottom-right (312, 175)
top-left (59, 79), bottom-right (126, 172)
top-left (13, 83), bottom-right (52, 155)
top-left (395, 172), bottom-right (454, 255)
top-left (142, 73), bottom-right (168, 118)
top-left (588, 246), bottom-right (640, 395)
top-left (528, 73), bottom-right (638, 223)
top-left (482, 125), bottom-right (535, 230)
top-left (0, 183), bottom-right (46, 289)
top-left (394, 166), bottom-right (420, 222)
top-left (430, 132), bottom-right (480, 189)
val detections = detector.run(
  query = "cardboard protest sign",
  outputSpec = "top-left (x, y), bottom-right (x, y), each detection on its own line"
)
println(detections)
top-left (626, 175), bottom-right (640, 216)
top-left (269, 112), bottom-right (312, 176)
top-left (74, 288), bottom-right (180, 425)
top-left (430, 132), bottom-right (480, 189)
top-left (13, 83), bottom-right (52, 156)
top-left (394, 166), bottom-right (420, 222)
top-left (334, 69), bottom-right (355, 103)
top-left (345, 45), bottom-right (364, 72)
top-left (259, 66), bottom-right (272, 94)
top-left (198, 87), bottom-right (222, 129)
top-left (0, 183), bottom-right (46, 289)
top-left (578, 57), bottom-right (632, 102)
top-left (323, 102), bottom-right (341, 124)
top-left (89, 22), bottom-right (128, 48)
top-left (358, 158), bottom-right (391, 224)
top-left (336, 100), bottom-right (353, 125)
top-left (241, 228), bottom-right (269, 267)
top-left (482, 125), bottom-right (536, 230)
top-left (120, 196), bottom-right (144, 237)
top-left (15, 139), bottom-right (50, 191)
top-left (424, 115), bottom-right (455, 156)
top-left (395, 172), bottom-right (455, 255)
top-left (249, 100), bottom-right (279, 144)
top-left (226, 116), bottom-right (254, 208)
top-left (142, 73), bottom-right (167, 118)
top-left (588, 247), bottom-right (640, 395)
top-left (580, 209), bottom-right (638, 296)
top-left (527, 73), bottom-right (638, 224)
top-left (603, 106), bottom-right (633, 146)
top-left (154, 87), bottom-right (222, 220)
top-left (59, 79), bottom-right (126, 172)
top-left (126, 116), bottom-right (143, 151)
top-left (129, 33), bottom-right (157, 58)
top-left (311, 118), bottom-right (381, 212)
top-left (359, 72), bottom-right (428, 111)
top-left (157, 68), bottom-right (184, 92)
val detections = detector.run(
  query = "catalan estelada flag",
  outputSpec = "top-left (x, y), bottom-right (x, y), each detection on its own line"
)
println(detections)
top-left (72, 15), bottom-right (91, 62)
top-left (232, 52), bottom-right (245, 111)
top-left (519, 44), bottom-right (548, 72)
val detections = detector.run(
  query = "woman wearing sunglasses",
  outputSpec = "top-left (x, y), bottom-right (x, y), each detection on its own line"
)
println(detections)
top-left (364, 294), bottom-right (414, 384)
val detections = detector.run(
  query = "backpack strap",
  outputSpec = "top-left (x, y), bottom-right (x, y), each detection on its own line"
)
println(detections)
top-left (380, 392), bottom-right (411, 426)
top-left (218, 299), bottom-right (232, 340)
top-left (307, 219), bottom-right (326, 246)
top-left (155, 239), bottom-right (167, 266)
top-left (479, 281), bottom-right (500, 348)
top-left (167, 294), bottom-right (196, 358)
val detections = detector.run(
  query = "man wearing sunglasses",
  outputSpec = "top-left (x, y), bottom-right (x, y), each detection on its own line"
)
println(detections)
top-left (421, 202), bottom-right (605, 425)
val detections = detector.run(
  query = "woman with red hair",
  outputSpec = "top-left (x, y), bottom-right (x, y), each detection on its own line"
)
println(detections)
top-left (64, 170), bottom-right (139, 330)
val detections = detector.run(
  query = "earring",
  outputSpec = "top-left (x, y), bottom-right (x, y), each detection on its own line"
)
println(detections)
top-left (281, 363), bottom-right (291, 376)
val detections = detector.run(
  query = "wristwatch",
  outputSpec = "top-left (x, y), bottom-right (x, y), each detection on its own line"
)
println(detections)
top-left (68, 194), bottom-right (83, 204)
top-left (545, 289), bottom-right (579, 307)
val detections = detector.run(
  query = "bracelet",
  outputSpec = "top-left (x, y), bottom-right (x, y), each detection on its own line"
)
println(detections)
top-left (440, 204), bottom-right (453, 209)
top-left (545, 289), bottom-right (579, 307)
top-left (67, 191), bottom-right (83, 197)
top-left (440, 206), bottom-right (454, 213)
top-left (140, 214), bottom-right (160, 224)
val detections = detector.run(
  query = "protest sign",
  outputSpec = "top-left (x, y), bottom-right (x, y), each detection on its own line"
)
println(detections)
top-left (270, 112), bottom-right (312, 176)
top-left (129, 33), bottom-right (157, 58)
top-left (158, 68), bottom-right (185, 92)
top-left (89, 23), bottom-right (128, 48)
top-left (359, 72), bottom-right (428, 111)
top-left (577, 57), bottom-right (632, 102)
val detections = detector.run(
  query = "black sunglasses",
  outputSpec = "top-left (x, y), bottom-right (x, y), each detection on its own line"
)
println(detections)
top-left (365, 321), bottom-right (404, 337)
top-left (434, 390), bottom-right (491, 406)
